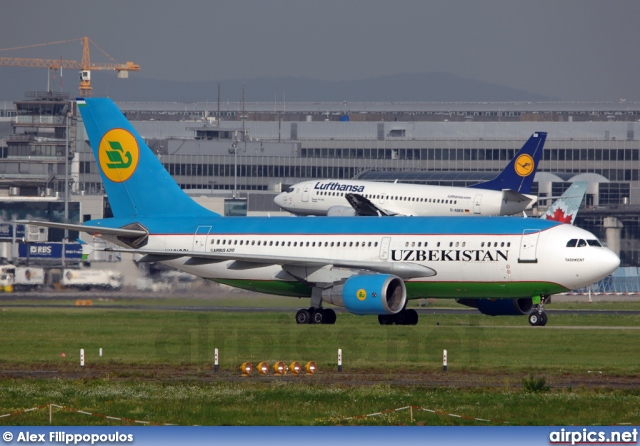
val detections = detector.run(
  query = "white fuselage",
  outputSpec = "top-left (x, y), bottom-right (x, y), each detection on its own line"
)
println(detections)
top-left (140, 221), bottom-right (618, 299)
top-left (274, 179), bottom-right (535, 217)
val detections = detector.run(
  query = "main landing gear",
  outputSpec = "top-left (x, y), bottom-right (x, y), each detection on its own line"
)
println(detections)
top-left (295, 307), bottom-right (337, 325)
top-left (528, 295), bottom-right (550, 326)
top-left (378, 309), bottom-right (419, 326)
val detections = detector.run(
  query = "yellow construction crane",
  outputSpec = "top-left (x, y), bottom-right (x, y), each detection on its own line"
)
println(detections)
top-left (0, 36), bottom-right (140, 96)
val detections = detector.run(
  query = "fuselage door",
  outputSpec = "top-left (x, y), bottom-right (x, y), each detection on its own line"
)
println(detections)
top-left (193, 225), bottom-right (212, 252)
top-left (518, 229), bottom-right (540, 263)
top-left (379, 237), bottom-right (391, 260)
top-left (473, 194), bottom-right (482, 214)
top-left (302, 184), bottom-right (310, 202)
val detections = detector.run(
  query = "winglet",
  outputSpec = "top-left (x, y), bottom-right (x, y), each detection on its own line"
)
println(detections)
top-left (470, 132), bottom-right (547, 194)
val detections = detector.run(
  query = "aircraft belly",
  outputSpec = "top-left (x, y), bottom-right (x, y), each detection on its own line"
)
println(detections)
top-left (405, 280), bottom-right (567, 299)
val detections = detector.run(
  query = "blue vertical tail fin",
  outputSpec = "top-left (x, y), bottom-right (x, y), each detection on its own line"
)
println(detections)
top-left (471, 132), bottom-right (546, 194)
top-left (77, 98), bottom-right (218, 219)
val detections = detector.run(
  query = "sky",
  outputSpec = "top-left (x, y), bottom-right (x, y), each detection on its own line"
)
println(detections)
top-left (1, 0), bottom-right (639, 102)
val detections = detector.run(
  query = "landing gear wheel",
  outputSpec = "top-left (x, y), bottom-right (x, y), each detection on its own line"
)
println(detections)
top-left (378, 314), bottom-right (393, 325)
top-left (528, 312), bottom-right (541, 326)
top-left (406, 309), bottom-right (419, 325)
top-left (296, 309), bottom-right (311, 324)
top-left (539, 312), bottom-right (548, 326)
top-left (322, 308), bottom-right (337, 325)
top-left (311, 309), bottom-right (324, 324)
top-left (394, 311), bottom-right (407, 325)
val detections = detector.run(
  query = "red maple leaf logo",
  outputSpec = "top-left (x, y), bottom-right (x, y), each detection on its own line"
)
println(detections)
top-left (547, 207), bottom-right (572, 223)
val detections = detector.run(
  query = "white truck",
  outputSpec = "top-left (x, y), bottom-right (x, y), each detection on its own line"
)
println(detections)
top-left (0, 265), bottom-right (45, 291)
top-left (61, 269), bottom-right (123, 291)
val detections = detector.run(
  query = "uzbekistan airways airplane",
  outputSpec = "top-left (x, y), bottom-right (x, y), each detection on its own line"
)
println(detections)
top-left (24, 99), bottom-right (619, 327)
top-left (274, 132), bottom-right (546, 217)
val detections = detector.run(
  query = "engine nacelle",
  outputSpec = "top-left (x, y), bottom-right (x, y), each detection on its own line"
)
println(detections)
top-left (327, 206), bottom-right (356, 217)
top-left (322, 274), bottom-right (406, 315)
top-left (456, 298), bottom-right (534, 316)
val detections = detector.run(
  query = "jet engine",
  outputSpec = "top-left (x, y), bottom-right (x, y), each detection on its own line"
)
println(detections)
top-left (456, 298), bottom-right (534, 316)
top-left (322, 274), bottom-right (406, 315)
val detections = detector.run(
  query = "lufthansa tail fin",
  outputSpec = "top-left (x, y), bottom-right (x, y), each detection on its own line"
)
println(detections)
top-left (540, 182), bottom-right (587, 224)
top-left (470, 132), bottom-right (547, 194)
top-left (77, 98), bottom-right (217, 219)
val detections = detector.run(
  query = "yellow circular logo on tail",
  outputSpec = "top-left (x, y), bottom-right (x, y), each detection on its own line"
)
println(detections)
top-left (356, 289), bottom-right (367, 301)
top-left (514, 154), bottom-right (534, 177)
top-left (98, 129), bottom-right (139, 183)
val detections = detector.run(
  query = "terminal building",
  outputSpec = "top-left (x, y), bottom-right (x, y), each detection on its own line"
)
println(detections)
top-left (0, 92), bottom-right (639, 284)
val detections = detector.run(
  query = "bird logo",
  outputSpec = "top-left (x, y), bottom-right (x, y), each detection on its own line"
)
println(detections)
top-left (514, 154), bottom-right (534, 177)
top-left (99, 129), bottom-right (139, 183)
top-left (356, 289), bottom-right (367, 301)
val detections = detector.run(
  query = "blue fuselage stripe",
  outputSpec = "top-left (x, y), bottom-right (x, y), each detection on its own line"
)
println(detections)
top-left (88, 215), bottom-right (559, 236)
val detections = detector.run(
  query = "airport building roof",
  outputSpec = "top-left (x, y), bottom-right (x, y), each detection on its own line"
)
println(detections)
top-left (116, 100), bottom-right (640, 115)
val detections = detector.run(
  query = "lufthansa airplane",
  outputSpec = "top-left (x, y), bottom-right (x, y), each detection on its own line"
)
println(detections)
top-left (274, 132), bottom-right (546, 217)
top-left (23, 99), bottom-right (619, 327)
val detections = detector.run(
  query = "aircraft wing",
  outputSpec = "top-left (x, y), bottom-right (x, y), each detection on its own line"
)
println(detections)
top-left (108, 247), bottom-right (437, 279)
top-left (345, 193), bottom-right (399, 216)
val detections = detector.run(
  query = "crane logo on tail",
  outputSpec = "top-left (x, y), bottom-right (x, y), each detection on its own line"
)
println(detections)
top-left (98, 129), bottom-right (139, 183)
top-left (514, 154), bottom-right (535, 177)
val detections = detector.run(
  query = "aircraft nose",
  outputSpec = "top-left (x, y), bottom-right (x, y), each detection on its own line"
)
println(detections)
top-left (600, 248), bottom-right (620, 275)
top-left (274, 193), bottom-right (284, 207)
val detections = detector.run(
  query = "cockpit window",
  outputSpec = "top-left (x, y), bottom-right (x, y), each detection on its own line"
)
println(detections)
top-left (587, 239), bottom-right (602, 247)
top-left (285, 187), bottom-right (294, 193)
top-left (577, 239), bottom-right (587, 247)
top-left (566, 239), bottom-right (577, 247)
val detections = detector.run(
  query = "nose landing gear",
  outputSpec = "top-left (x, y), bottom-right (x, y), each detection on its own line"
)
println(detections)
top-left (528, 295), bottom-right (550, 326)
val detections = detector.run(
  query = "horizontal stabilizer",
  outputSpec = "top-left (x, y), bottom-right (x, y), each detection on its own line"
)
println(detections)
top-left (501, 189), bottom-right (536, 205)
top-left (16, 220), bottom-right (148, 238)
